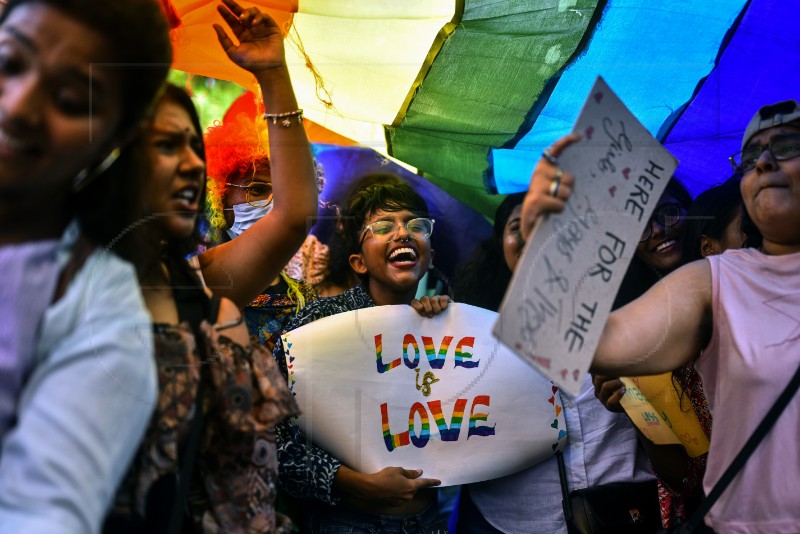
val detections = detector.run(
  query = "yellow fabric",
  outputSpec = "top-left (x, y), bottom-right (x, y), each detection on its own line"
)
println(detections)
top-left (286, 1), bottom-right (456, 152)
top-left (170, 0), bottom-right (457, 152)
top-left (620, 374), bottom-right (710, 458)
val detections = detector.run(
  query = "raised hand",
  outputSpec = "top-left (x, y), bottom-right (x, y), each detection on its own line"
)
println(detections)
top-left (214, 0), bottom-right (286, 75)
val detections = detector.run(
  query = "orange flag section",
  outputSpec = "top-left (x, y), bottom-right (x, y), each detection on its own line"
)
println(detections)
top-left (620, 374), bottom-right (710, 458)
top-left (168, 0), bottom-right (295, 92)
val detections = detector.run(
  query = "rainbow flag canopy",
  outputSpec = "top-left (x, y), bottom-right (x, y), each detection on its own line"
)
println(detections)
top-left (170, 0), bottom-right (800, 216)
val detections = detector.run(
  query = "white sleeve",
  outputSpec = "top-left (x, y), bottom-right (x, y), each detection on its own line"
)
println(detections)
top-left (0, 252), bottom-right (156, 534)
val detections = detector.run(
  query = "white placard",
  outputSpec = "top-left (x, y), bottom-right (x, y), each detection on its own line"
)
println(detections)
top-left (493, 76), bottom-right (678, 396)
top-left (282, 304), bottom-right (567, 486)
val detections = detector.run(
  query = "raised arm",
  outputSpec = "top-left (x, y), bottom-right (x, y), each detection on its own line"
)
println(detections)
top-left (591, 260), bottom-right (714, 376)
top-left (199, 0), bottom-right (317, 309)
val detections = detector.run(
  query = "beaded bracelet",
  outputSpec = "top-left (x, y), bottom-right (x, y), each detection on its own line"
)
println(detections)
top-left (263, 109), bottom-right (304, 128)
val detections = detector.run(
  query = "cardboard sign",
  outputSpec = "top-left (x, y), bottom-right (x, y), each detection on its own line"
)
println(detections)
top-left (620, 375), bottom-right (710, 457)
top-left (282, 303), bottom-right (566, 486)
top-left (494, 76), bottom-right (678, 396)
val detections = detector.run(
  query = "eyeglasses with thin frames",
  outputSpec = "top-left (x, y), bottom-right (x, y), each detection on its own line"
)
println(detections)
top-left (640, 204), bottom-right (685, 242)
top-left (359, 217), bottom-right (435, 245)
top-left (225, 181), bottom-right (273, 207)
top-left (729, 134), bottom-right (800, 173)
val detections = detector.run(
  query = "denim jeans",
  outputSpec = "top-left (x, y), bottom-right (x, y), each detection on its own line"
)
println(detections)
top-left (305, 499), bottom-right (449, 534)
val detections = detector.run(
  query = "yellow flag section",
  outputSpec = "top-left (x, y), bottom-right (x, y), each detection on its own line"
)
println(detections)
top-left (169, 0), bottom-right (459, 153)
top-left (620, 375), bottom-right (709, 457)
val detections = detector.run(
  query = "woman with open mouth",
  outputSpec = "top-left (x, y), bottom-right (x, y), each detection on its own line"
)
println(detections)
top-left (105, 1), bottom-right (317, 532)
top-left (272, 175), bottom-right (452, 533)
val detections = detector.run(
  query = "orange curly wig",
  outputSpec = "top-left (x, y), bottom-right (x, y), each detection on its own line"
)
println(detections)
top-left (203, 112), bottom-right (271, 239)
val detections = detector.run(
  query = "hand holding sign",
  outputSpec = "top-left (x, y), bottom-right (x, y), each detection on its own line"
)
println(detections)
top-left (591, 374), bottom-right (627, 413)
top-left (336, 465), bottom-right (440, 508)
top-left (284, 304), bottom-right (565, 486)
top-left (520, 133), bottom-right (583, 242)
top-left (495, 76), bottom-right (678, 396)
top-left (411, 295), bottom-right (452, 318)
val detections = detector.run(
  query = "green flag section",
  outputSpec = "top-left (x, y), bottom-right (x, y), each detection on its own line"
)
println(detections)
top-left (388, 0), bottom-right (602, 216)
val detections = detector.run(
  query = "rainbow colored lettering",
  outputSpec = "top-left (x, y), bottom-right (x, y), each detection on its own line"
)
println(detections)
top-left (381, 402), bottom-right (409, 451)
top-left (374, 334), bottom-right (401, 373)
top-left (455, 336), bottom-right (478, 368)
top-left (380, 396), bottom-right (494, 451)
top-left (468, 395), bottom-right (496, 438)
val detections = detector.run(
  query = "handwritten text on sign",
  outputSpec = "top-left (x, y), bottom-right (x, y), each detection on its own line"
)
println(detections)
top-left (494, 77), bottom-right (678, 396)
top-left (283, 304), bottom-right (565, 486)
top-left (620, 375), bottom-right (710, 457)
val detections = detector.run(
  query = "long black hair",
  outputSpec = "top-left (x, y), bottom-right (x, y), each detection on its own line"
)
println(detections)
top-left (146, 85), bottom-right (211, 289)
top-left (453, 192), bottom-right (526, 311)
top-left (682, 175), bottom-right (746, 262)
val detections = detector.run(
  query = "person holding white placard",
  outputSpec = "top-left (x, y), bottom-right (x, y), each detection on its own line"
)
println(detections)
top-left (453, 178), bottom-right (653, 534)
top-left (272, 176), bottom-right (451, 533)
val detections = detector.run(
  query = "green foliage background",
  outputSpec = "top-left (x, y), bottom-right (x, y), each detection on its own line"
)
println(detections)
top-left (167, 70), bottom-right (246, 131)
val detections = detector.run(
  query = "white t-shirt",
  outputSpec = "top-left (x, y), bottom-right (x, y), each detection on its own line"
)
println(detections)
top-left (0, 224), bottom-right (156, 534)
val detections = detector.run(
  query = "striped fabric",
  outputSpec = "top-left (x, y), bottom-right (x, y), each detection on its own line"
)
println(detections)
top-left (170, 0), bottom-right (800, 216)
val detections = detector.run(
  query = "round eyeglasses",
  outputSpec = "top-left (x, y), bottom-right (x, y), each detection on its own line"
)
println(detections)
top-left (729, 134), bottom-right (800, 174)
top-left (225, 181), bottom-right (273, 207)
top-left (360, 217), bottom-right (435, 244)
top-left (640, 204), bottom-right (685, 242)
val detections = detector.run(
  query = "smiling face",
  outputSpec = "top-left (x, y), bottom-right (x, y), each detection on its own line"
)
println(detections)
top-left (635, 191), bottom-right (687, 272)
top-left (740, 124), bottom-right (800, 254)
top-left (0, 3), bottom-right (121, 211)
top-left (349, 208), bottom-right (433, 305)
top-left (145, 98), bottom-right (205, 241)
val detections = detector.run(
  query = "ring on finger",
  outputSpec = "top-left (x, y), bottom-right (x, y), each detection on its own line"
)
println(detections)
top-left (549, 169), bottom-right (563, 197)
top-left (542, 148), bottom-right (559, 166)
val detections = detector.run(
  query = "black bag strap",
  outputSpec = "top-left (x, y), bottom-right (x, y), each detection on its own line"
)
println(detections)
top-left (678, 361), bottom-right (800, 533)
top-left (167, 262), bottom-right (221, 534)
top-left (556, 450), bottom-right (574, 522)
top-left (167, 370), bottom-right (205, 534)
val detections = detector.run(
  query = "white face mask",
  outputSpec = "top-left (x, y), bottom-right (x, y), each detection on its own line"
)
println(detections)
top-left (226, 199), bottom-right (273, 239)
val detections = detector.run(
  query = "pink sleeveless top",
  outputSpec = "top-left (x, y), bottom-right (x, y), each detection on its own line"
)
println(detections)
top-left (697, 248), bottom-right (800, 533)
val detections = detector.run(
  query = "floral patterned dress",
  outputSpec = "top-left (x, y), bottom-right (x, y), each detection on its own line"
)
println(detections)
top-left (108, 319), bottom-right (299, 533)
